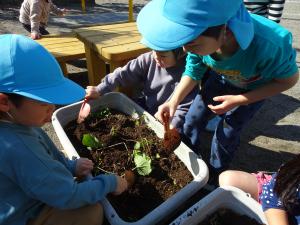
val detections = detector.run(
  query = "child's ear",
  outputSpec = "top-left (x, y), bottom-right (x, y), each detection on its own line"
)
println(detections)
top-left (0, 93), bottom-right (10, 112)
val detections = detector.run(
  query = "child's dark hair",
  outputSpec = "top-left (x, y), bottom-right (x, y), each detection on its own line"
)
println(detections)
top-left (4, 93), bottom-right (24, 107)
top-left (274, 154), bottom-right (300, 214)
top-left (172, 47), bottom-right (186, 61)
top-left (202, 24), bottom-right (225, 40)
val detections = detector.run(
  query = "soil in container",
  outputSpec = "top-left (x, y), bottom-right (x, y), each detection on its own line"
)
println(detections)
top-left (64, 107), bottom-right (193, 222)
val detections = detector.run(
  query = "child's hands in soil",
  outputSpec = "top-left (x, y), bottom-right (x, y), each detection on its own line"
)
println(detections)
top-left (113, 175), bottom-right (128, 195)
top-left (85, 86), bottom-right (101, 99)
top-left (75, 158), bottom-right (94, 178)
top-left (124, 170), bottom-right (135, 188)
top-left (155, 101), bottom-right (177, 125)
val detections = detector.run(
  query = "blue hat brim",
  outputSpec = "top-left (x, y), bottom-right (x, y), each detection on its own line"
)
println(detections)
top-left (13, 78), bottom-right (85, 105)
top-left (137, 0), bottom-right (206, 50)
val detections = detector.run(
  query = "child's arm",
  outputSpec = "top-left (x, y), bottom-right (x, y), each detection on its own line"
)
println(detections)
top-left (29, 0), bottom-right (43, 39)
top-left (264, 208), bottom-right (289, 225)
top-left (208, 72), bottom-right (299, 115)
top-left (49, 1), bottom-right (66, 16)
top-left (85, 53), bottom-right (150, 99)
top-left (155, 75), bottom-right (198, 123)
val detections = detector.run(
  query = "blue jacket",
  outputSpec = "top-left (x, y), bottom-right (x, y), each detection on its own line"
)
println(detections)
top-left (0, 121), bottom-right (117, 225)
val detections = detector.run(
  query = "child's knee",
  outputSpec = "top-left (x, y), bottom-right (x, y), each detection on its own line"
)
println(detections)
top-left (77, 203), bottom-right (103, 225)
top-left (218, 170), bottom-right (237, 186)
top-left (87, 203), bottom-right (103, 225)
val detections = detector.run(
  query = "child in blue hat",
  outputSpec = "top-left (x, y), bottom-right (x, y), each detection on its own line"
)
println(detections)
top-left (0, 34), bottom-right (127, 225)
top-left (85, 48), bottom-right (198, 132)
top-left (137, 0), bottom-right (299, 181)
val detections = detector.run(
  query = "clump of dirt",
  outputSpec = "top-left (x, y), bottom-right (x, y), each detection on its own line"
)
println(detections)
top-left (64, 108), bottom-right (193, 221)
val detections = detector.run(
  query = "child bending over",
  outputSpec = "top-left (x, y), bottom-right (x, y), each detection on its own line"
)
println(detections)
top-left (0, 34), bottom-right (127, 225)
top-left (137, 0), bottom-right (299, 182)
top-left (19, 0), bottom-right (67, 39)
top-left (85, 49), bottom-right (198, 132)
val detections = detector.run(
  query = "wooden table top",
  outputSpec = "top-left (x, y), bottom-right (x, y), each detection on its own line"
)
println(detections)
top-left (36, 33), bottom-right (85, 62)
top-left (74, 22), bottom-right (149, 62)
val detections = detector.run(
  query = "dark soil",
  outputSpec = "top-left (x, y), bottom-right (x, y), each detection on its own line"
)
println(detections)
top-left (197, 208), bottom-right (265, 225)
top-left (64, 108), bottom-right (193, 222)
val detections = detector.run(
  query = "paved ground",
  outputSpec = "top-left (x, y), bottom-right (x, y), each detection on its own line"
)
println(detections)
top-left (0, 0), bottom-right (299, 172)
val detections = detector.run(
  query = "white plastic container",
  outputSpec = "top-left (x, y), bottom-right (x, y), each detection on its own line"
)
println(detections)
top-left (170, 186), bottom-right (268, 225)
top-left (52, 92), bottom-right (209, 225)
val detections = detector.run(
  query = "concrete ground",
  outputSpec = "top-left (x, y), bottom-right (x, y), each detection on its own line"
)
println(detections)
top-left (0, 0), bottom-right (299, 172)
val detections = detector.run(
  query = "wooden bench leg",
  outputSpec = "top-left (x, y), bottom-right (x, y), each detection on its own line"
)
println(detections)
top-left (59, 62), bottom-right (68, 76)
top-left (85, 45), bottom-right (106, 86)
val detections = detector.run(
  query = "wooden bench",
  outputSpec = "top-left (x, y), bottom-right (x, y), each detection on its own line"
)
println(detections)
top-left (74, 22), bottom-right (149, 86)
top-left (36, 33), bottom-right (85, 75)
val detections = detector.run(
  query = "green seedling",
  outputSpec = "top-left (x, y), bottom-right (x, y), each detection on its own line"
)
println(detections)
top-left (110, 126), bottom-right (117, 136)
top-left (132, 149), bottom-right (152, 176)
top-left (93, 107), bottom-right (111, 119)
top-left (82, 133), bottom-right (104, 150)
top-left (134, 114), bottom-right (147, 126)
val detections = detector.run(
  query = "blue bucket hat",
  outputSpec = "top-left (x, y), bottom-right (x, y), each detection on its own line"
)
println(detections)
top-left (137, 0), bottom-right (254, 51)
top-left (0, 34), bottom-right (85, 105)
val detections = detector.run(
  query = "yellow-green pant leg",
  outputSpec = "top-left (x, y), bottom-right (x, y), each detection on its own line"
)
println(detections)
top-left (27, 203), bottom-right (103, 225)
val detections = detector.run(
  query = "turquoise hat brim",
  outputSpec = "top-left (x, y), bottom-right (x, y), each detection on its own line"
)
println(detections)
top-left (137, 0), bottom-right (206, 50)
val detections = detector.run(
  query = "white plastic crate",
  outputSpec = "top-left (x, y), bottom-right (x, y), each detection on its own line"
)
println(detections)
top-left (170, 186), bottom-right (268, 225)
top-left (52, 92), bottom-right (209, 225)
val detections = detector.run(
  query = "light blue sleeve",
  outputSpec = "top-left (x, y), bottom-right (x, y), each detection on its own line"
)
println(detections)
top-left (259, 32), bottom-right (298, 80)
top-left (184, 53), bottom-right (208, 80)
top-left (3, 131), bottom-right (118, 209)
top-left (39, 129), bottom-right (78, 176)
top-left (14, 149), bottom-right (117, 209)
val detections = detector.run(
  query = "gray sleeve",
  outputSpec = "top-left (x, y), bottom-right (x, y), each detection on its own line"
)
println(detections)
top-left (29, 0), bottom-right (42, 34)
top-left (49, 0), bottom-right (63, 15)
top-left (96, 53), bottom-right (151, 95)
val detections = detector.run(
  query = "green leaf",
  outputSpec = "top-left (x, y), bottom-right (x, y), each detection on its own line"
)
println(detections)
top-left (134, 141), bottom-right (141, 150)
top-left (82, 134), bottom-right (103, 149)
top-left (93, 107), bottom-right (111, 119)
top-left (134, 152), bottom-right (152, 176)
top-left (155, 153), bottom-right (160, 159)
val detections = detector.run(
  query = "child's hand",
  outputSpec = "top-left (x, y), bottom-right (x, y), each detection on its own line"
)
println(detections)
top-left (31, 32), bottom-right (41, 40)
top-left (155, 101), bottom-right (177, 124)
top-left (112, 175), bottom-right (128, 195)
top-left (208, 95), bottom-right (244, 114)
top-left (75, 158), bottom-right (94, 178)
top-left (60, 8), bottom-right (68, 16)
top-left (85, 86), bottom-right (101, 99)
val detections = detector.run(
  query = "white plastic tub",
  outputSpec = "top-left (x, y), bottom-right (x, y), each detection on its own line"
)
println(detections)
top-left (52, 92), bottom-right (209, 225)
top-left (170, 186), bottom-right (268, 225)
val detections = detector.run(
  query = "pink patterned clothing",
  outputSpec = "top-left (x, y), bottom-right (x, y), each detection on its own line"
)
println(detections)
top-left (252, 172), bottom-right (273, 203)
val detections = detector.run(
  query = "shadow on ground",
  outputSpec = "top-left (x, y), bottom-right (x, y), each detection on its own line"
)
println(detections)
top-left (199, 93), bottom-right (300, 172)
